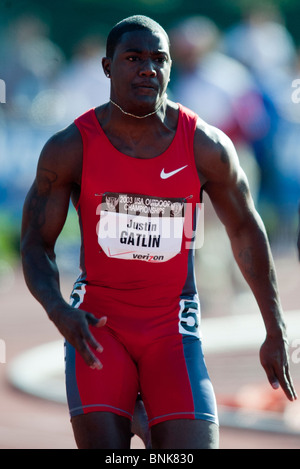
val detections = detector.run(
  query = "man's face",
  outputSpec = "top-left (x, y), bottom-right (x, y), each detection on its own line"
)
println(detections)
top-left (104, 29), bottom-right (172, 113)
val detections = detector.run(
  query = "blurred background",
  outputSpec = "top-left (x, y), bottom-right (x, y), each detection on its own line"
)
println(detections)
top-left (0, 0), bottom-right (300, 449)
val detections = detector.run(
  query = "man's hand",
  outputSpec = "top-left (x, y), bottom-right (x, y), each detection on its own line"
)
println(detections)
top-left (260, 335), bottom-right (297, 401)
top-left (49, 305), bottom-right (107, 370)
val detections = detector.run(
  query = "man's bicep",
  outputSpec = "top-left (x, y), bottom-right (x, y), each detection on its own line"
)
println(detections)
top-left (22, 176), bottom-right (71, 249)
top-left (21, 140), bottom-right (73, 250)
top-left (204, 167), bottom-right (257, 237)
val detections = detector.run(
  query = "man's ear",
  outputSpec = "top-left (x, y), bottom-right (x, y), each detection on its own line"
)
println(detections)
top-left (102, 57), bottom-right (111, 78)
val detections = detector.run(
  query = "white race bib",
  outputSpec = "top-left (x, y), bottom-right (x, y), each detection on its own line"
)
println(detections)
top-left (97, 192), bottom-right (186, 263)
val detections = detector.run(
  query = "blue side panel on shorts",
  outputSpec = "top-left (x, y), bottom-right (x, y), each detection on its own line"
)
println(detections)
top-left (77, 206), bottom-right (87, 281)
top-left (182, 335), bottom-right (219, 425)
top-left (64, 341), bottom-right (83, 417)
top-left (181, 208), bottom-right (198, 299)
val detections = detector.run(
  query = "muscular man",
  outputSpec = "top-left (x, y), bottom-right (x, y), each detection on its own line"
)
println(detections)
top-left (21, 15), bottom-right (297, 449)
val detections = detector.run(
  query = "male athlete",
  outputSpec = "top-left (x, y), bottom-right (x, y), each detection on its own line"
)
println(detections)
top-left (21, 15), bottom-right (297, 449)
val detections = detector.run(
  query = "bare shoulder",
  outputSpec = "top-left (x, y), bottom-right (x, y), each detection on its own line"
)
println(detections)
top-left (166, 99), bottom-right (180, 129)
top-left (193, 117), bottom-right (240, 186)
top-left (37, 122), bottom-right (82, 185)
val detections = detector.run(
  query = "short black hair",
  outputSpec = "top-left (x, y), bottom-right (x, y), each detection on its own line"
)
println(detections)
top-left (106, 15), bottom-right (170, 58)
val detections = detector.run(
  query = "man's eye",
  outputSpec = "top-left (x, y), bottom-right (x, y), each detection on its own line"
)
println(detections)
top-left (127, 56), bottom-right (139, 62)
top-left (155, 57), bottom-right (167, 63)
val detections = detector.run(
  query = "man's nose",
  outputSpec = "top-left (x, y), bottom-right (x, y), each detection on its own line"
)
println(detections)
top-left (139, 59), bottom-right (157, 77)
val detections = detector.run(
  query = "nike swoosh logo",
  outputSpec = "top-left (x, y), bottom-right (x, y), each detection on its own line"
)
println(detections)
top-left (160, 165), bottom-right (188, 179)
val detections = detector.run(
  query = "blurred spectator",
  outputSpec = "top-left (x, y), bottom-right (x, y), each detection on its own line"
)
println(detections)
top-left (224, 6), bottom-right (300, 247)
top-left (224, 5), bottom-right (296, 78)
top-left (0, 16), bottom-right (109, 207)
top-left (54, 34), bottom-right (109, 126)
top-left (168, 16), bottom-right (268, 195)
top-left (0, 14), bottom-right (66, 216)
top-left (0, 13), bottom-right (64, 121)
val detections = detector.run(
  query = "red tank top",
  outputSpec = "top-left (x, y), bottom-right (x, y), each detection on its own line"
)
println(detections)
top-left (74, 104), bottom-right (201, 327)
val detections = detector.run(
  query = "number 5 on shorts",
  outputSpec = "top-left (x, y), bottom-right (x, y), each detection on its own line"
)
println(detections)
top-left (178, 298), bottom-right (200, 338)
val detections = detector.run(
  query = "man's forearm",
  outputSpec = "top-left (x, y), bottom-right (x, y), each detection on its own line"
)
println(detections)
top-left (228, 214), bottom-right (286, 338)
top-left (21, 243), bottom-right (68, 317)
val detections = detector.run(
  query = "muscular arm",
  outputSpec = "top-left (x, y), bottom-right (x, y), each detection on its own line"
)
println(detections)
top-left (21, 161), bottom-right (71, 313)
top-left (194, 121), bottom-right (297, 401)
top-left (21, 124), bottom-right (106, 369)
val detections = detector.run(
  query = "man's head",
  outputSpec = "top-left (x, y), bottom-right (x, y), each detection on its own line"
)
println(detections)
top-left (102, 15), bottom-right (171, 115)
top-left (106, 15), bottom-right (170, 59)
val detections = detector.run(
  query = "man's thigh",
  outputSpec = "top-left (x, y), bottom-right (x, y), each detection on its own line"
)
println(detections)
top-left (71, 411), bottom-right (132, 449)
top-left (139, 335), bottom-right (218, 427)
top-left (151, 419), bottom-right (219, 449)
top-left (65, 327), bottom-right (139, 420)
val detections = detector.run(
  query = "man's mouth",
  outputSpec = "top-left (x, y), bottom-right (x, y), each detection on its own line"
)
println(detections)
top-left (133, 82), bottom-right (157, 91)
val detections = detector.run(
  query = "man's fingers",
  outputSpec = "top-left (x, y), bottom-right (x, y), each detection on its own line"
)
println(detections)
top-left (260, 338), bottom-right (297, 402)
top-left (86, 313), bottom-right (107, 328)
top-left (274, 363), bottom-right (297, 401)
top-left (263, 363), bottom-right (280, 390)
top-left (81, 319), bottom-right (105, 352)
top-left (95, 316), bottom-right (107, 328)
top-left (284, 365), bottom-right (298, 401)
top-left (78, 313), bottom-right (107, 368)
top-left (77, 339), bottom-right (103, 370)
top-left (264, 363), bottom-right (297, 401)
top-left (78, 324), bottom-right (103, 369)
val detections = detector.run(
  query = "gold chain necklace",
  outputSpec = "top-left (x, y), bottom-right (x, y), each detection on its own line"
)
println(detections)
top-left (110, 99), bottom-right (161, 119)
